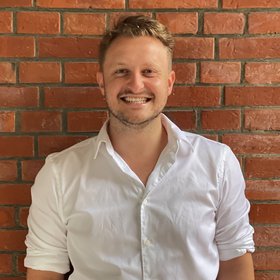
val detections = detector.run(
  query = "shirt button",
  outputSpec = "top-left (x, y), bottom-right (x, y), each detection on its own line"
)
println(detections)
top-left (143, 239), bottom-right (152, 247)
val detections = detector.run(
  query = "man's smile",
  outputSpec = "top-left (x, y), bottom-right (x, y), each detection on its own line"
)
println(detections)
top-left (120, 96), bottom-right (152, 104)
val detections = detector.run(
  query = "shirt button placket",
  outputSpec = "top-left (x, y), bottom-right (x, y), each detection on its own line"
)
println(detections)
top-left (140, 197), bottom-right (151, 280)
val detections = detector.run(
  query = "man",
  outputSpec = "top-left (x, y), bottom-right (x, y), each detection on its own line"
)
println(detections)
top-left (25, 15), bottom-right (255, 279)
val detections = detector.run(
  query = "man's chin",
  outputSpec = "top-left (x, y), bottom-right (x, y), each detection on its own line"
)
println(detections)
top-left (109, 111), bottom-right (161, 129)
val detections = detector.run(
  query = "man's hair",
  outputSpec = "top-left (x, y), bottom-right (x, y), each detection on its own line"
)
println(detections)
top-left (98, 15), bottom-right (175, 70)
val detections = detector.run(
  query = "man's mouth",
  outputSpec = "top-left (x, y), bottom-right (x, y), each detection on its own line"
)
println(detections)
top-left (120, 96), bottom-right (152, 104)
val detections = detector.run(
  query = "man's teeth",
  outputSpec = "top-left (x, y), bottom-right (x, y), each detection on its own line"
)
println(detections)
top-left (122, 97), bottom-right (149, 104)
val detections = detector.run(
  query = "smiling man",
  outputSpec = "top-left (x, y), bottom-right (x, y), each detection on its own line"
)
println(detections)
top-left (25, 15), bottom-right (255, 280)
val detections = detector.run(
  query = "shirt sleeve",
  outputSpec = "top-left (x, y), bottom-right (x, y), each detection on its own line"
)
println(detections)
top-left (215, 146), bottom-right (255, 261)
top-left (24, 154), bottom-right (70, 274)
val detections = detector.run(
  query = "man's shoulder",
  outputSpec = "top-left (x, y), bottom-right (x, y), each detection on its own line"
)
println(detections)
top-left (180, 131), bottom-right (227, 152)
top-left (46, 135), bottom-right (98, 164)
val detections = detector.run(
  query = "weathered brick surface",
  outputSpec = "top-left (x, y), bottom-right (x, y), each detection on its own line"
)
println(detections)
top-left (17, 12), bottom-right (60, 34)
top-left (157, 13), bottom-right (198, 34)
top-left (225, 87), bottom-right (280, 106)
top-left (249, 12), bottom-right (280, 34)
top-left (245, 63), bottom-right (280, 84)
top-left (63, 13), bottom-right (105, 35)
top-left (204, 13), bottom-right (245, 34)
top-left (246, 180), bottom-right (280, 201)
top-left (223, 0), bottom-right (280, 8)
top-left (220, 38), bottom-right (280, 59)
top-left (201, 62), bottom-right (241, 83)
top-left (129, 0), bottom-right (217, 8)
top-left (245, 109), bottom-right (280, 131)
top-left (0, 12), bottom-right (13, 33)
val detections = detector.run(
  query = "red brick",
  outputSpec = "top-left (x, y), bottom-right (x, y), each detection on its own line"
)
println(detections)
top-left (0, 136), bottom-right (34, 157)
top-left (222, 134), bottom-right (280, 154)
top-left (0, 0), bottom-right (32, 7)
top-left (204, 13), bottom-right (245, 34)
top-left (156, 13), bottom-right (198, 34)
top-left (203, 135), bottom-right (219, 142)
top-left (220, 38), bottom-right (280, 59)
top-left (255, 272), bottom-right (280, 280)
top-left (250, 204), bottom-right (280, 224)
top-left (254, 226), bottom-right (280, 247)
top-left (245, 109), bottom-right (280, 131)
top-left (0, 207), bottom-right (15, 227)
top-left (0, 230), bottom-right (27, 251)
top-left (64, 13), bottom-right (105, 35)
top-left (225, 86), bottom-right (280, 106)
top-left (249, 12), bottom-right (280, 34)
top-left (0, 87), bottom-right (39, 108)
top-left (0, 184), bottom-right (31, 205)
top-left (36, 0), bottom-right (125, 9)
top-left (245, 63), bottom-right (280, 84)
top-left (201, 62), bottom-right (241, 84)
top-left (173, 63), bottom-right (196, 84)
top-left (19, 208), bottom-right (29, 227)
top-left (245, 157), bottom-right (280, 179)
top-left (65, 62), bottom-right (99, 84)
top-left (167, 86), bottom-right (221, 107)
top-left (0, 161), bottom-right (17, 181)
top-left (17, 12), bottom-right (60, 34)
top-left (44, 87), bottom-right (106, 108)
top-left (38, 37), bottom-right (100, 58)
top-left (223, 0), bottom-right (280, 8)
top-left (0, 63), bottom-right (16, 83)
top-left (246, 180), bottom-right (280, 201)
top-left (38, 136), bottom-right (88, 156)
top-left (68, 111), bottom-right (107, 132)
top-left (21, 160), bottom-right (44, 182)
top-left (253, 250), bottom-right (280, 270)
top-left (19, 62), bottom-right (61, 83)
top-left (174, 37), bottom-right (214, 59)
top-left (0, 37), bottom-right (34, 57)
top-left (0, 278), bottom-right (26, 280)
top-left (17, 254), bottom-right (26, 273)
top-left (164, 111), bottom-right (196, 130)
top-left (20, 111), bottom-right (62, 132)
top-left (0, 112), bottom-right (15, 132)
top-left (0, 254), bottom-right (12, 273)
top-left (201, 110), bottom-right (240, 130)
top-left (0, 12), bottom-right (12, 33)
top-left (129, 0), bottom-right (217, 8)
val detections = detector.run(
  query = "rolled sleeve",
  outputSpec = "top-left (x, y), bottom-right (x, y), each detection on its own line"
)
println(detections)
top-left (24, 154), bottom-right (70, 274)
top-left (215, 146), bottom-right (255, 261)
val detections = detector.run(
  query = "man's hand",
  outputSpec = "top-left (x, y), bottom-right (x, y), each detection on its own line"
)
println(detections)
top-left (26, 268), bottom-right (64, 280)
top-left (217, 253), bottom-right (254, 280)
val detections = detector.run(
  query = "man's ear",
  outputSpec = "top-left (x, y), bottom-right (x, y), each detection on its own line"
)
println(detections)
top-left (167, 70), bottom-right (176, 96)
top-left (96, 72), bottom-right (105, 96)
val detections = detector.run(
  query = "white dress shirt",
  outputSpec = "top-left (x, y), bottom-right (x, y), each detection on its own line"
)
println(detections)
top-left (25, 114), bottom-right (254, 280)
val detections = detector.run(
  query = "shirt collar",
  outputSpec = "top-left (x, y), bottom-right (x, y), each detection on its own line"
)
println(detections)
top-left (93, 114), bottom-right (194, 159)
top-left (161, 114), bottom-right (194, 151)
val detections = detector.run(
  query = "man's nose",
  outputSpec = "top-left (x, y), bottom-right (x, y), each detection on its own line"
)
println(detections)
top-left (126, 72), bottom-right (145, 93)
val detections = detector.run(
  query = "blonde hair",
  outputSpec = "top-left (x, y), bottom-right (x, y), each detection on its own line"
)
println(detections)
top-left (98, 15), bottom-right (174, 70)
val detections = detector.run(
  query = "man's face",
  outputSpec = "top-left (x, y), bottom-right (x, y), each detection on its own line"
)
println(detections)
top-left (97, 36), bottom-right (175, 129)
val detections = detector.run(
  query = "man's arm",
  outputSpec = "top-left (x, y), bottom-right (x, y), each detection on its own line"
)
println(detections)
top-left (217, 253), bottom-right (254, 280)
top-left (26, 268), bottom-right (64, 280)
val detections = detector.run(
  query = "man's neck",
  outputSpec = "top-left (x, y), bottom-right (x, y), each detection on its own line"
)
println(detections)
top-left (107, 115), bottom-right (168, 185)
top-left (108, 115), bottom-right (166, 155)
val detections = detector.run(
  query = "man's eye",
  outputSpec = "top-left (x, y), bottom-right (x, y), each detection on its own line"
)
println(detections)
top-left (115, 69), bottom-right (128, 75)
top-left (142, 69), bottom-right (154, 76)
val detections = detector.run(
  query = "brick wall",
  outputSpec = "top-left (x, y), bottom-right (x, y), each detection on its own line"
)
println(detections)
top-left (0, 0), bottom-right (279, 279)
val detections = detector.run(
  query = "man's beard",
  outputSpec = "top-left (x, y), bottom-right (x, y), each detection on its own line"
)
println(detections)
top-left (107, 105), bottom-right (162, 130)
